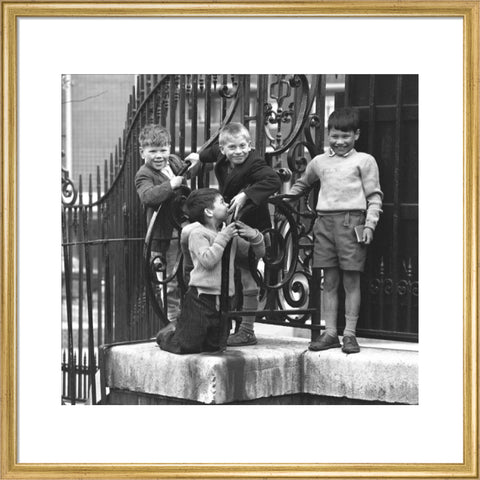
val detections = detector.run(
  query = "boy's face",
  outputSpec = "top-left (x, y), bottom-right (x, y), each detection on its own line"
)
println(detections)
top-left (208, 195), bottom-right (229, 222)
top-left (220, 134), bottom-right (251, 166)
top-left (140, 144), bottom-right (171, 171)
top-left (328, 128), bottom-right (359, 156)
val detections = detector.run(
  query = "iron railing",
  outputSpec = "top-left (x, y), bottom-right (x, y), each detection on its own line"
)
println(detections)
top-left (61, 74), bottom-right (418, 404)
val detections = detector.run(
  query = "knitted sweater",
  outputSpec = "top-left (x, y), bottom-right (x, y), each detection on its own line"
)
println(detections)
top-left (184, 222), bottom-right (265, 296)
top-left (288, 149), bottom-right (383, 230)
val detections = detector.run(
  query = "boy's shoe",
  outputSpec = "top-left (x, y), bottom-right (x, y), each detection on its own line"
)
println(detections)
top-left (227, 330), bottom-right (257, 346)
top-left (155, 321), bottom-right (176, 346)
top-left (342, 335), bottom-right (360, 354)
top-left (308, 333), bottom-right (341, 351)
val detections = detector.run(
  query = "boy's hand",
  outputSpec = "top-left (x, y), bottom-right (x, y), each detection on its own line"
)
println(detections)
top-left (235, 220), bottom-right (258, 240)
top-left (170, 176), bottom-right (183, 189)
top-left (228, 192), bottom-right (247, 218)
top-left (185, 152), bottom-right (200, 171)
top-left (221, 222), bottom-right (238, 241)
top-left (363, 227), bottom-right (374, 245)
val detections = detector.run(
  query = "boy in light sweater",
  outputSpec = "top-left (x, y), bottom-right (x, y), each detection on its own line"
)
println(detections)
top-left (287, 107), bottom-right (383, 354)
top-left (157, 188), bottom-right (265, 354)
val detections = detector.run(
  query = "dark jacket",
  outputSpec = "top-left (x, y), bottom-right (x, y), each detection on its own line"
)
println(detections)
top-left (199, 144), bottom-right (281, 231)
top-left (135, 154), bottom-right (187, 252)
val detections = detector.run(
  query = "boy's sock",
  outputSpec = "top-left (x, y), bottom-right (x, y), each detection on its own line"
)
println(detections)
top-left (238, 291), bottom-right (257, 333)
top-left (343, 315), bottom-right (358, 337)
top-left (324, 314), bottom-right (338, 338)
top-left (227, 291), bottom-right (258, 347)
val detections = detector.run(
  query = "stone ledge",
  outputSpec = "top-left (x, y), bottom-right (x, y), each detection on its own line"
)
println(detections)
top-left (102, 335), bottom-right (418, 405)
top-left (103, 336), bottom-right (307, 404)
top-left (107, 390), bottom-right (396, 405)
top-left (303, 347), bottom-right (418, 404)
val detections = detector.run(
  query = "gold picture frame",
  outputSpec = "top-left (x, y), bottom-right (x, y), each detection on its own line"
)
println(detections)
top-left (1, 1), bottom-right (478, 478)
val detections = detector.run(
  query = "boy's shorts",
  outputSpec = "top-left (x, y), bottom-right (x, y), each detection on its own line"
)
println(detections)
top-left (313, 211), bottom-right (367, 272)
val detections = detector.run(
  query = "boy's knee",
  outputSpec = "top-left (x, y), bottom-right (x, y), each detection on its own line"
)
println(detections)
top-left (323, 268), bottom-right (340, 291)
top-left (240, 270), bottom-right (258, 292)
top-left (343, 271), bottom-right (361, 291)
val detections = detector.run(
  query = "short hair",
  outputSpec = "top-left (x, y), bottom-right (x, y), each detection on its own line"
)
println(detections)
top-left (327, 107), bottom-right (360, 132)
top-left (185, 188), bottom-right (222, 224)
top-left (218, 122), bottom-right (251, 146)
top-left (139, 124), bottom-right (171, 147)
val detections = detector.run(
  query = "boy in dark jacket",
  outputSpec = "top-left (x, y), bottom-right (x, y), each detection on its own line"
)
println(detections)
top-left (190, 123), bottom-right (281, 345)
top-left (134, 124), bottom-right (199, 323)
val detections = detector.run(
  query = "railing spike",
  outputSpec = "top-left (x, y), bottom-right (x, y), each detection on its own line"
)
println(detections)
top-left (88, 174), bottom-right (93, 204)
top-left (78, 175), bottom-right (83, 206)
top-left (96, 165), bottom-right (101, 198)
top-left (109, 154), bottom-right (114, 186)
top-left (104, 160), bottom-right (108, 193)
top-left (118, 137), bottom-right (123, 162)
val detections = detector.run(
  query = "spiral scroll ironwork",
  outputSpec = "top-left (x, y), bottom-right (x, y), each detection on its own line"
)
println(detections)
top-left (144, 200), bottom-right (187, 327)
top-left (369, 257), bottom-right (419, 298)
top-left (250, 193), bottom-right (318, 324)
top-left (264, 74), bottom-right (318, 157)
top-left (61, 168), bottom-right (77, 206)
top-left (218, 75), bottom-right (239, 99)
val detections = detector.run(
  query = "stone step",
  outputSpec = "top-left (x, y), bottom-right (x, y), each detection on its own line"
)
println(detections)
top-left (101, 335), bottom-right (418, 405)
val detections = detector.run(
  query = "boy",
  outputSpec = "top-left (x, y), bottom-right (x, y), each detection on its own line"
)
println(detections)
top-left (158, 188), bottom-right (265, 354)
top-left (287, 107), bottom-right (383, 354)
top-left (189, 123), bottom-right (281, 346)
top-left (134, 124), bottom-right (199, 324)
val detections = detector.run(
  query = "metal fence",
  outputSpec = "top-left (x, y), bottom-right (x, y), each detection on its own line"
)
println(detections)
top-left (61, 74), bottom-right (418, 404)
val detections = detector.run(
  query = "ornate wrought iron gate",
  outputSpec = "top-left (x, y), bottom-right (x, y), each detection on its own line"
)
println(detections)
top-left (61, 74), bottom-right (418, 404)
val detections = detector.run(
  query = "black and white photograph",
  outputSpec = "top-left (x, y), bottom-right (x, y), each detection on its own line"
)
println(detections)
top-left (3, 5), bottom-right (477, 478)
top-left (61, 73), bottom-right (419, 406)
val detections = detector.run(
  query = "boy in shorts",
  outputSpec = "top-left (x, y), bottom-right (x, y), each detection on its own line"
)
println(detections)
top-left (158, 188), bottom-right (265, 354)
top-left (287, 107), bottom-right (383, 353)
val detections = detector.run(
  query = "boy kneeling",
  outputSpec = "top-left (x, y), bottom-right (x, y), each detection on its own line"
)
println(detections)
top-left (157, 188), bottom-right (265, 354)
